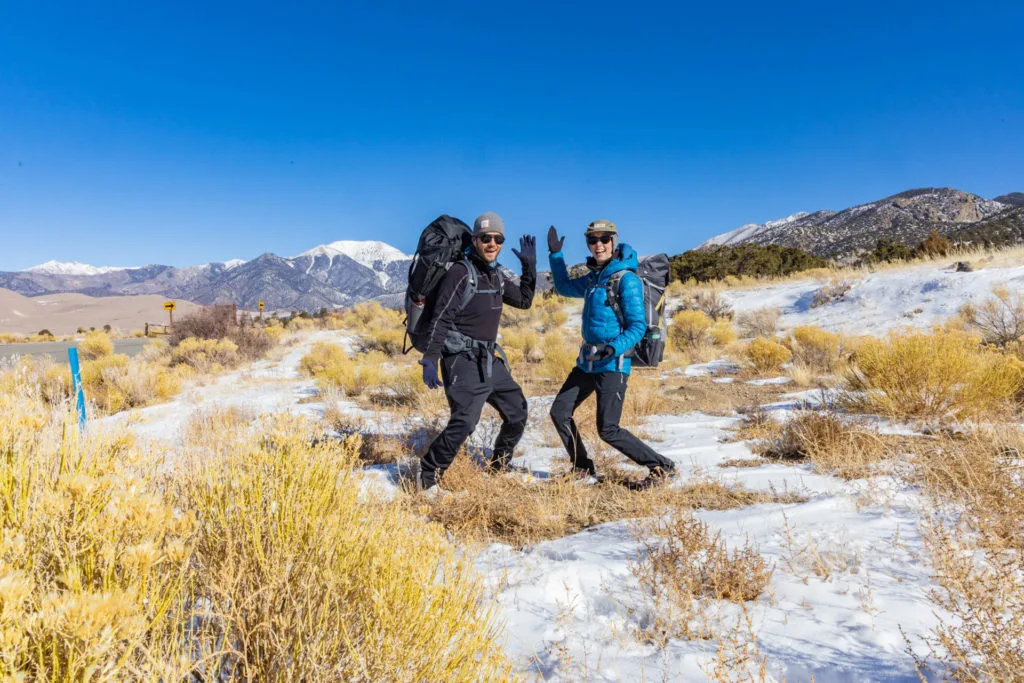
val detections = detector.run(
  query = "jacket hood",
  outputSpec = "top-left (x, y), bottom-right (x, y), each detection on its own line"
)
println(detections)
top-left (587, 243), bottom-right (638, 280)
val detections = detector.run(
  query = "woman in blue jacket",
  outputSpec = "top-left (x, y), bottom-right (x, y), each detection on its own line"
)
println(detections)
top-left (547, 220), bottom-right (676, 489)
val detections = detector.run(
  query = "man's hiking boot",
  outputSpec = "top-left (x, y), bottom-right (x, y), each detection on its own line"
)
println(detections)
top-left (627, 466), bottom-right (676, 492)
top-left (571, 467), bottom-right (600, 486)
top-left (417, 471), bottom-right (446, 499)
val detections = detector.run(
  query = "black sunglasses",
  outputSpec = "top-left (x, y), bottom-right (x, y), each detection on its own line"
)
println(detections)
top-left (587, 235), bottom-right (613, 245)
top-left (478, 234), bottom-right (505, 245)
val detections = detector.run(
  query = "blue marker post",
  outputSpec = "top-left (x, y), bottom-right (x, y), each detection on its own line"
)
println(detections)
top-left (67, 347), bottom-right (88, 430)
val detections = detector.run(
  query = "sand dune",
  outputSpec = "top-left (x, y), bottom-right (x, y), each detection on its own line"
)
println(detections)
top-left (0, 288), bottom-right (201, 335)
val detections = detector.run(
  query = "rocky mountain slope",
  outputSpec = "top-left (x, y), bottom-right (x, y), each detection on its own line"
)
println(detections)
top-left (1, 241), bottom-right (412, 311)
top-left (701, 188), bottom-right (1018, 260)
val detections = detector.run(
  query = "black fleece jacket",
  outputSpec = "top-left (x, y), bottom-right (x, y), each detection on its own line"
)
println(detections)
top-left (422, 250), bottom-right (535, 361)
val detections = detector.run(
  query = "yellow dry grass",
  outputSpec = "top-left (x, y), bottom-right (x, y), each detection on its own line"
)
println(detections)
top-left (743, 337), bottom-right (792, 375)
top-left (417, 456), bottom-right (804, 549)
top-left (0, 396), bottom-right (519, 681)
top-left (78, 330), bottom-right (113, 360)
top-left (844, 329), bottom-right (1024, 421)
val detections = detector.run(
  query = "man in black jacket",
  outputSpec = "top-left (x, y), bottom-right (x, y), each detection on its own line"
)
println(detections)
top-left (417, 212), bottom-right (536, 492)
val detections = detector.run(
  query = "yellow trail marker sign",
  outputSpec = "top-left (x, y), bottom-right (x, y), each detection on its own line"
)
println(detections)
top-left (164, 301), bottom-right (176, 311)
top-left (258, 301), bottom-right (265, 311)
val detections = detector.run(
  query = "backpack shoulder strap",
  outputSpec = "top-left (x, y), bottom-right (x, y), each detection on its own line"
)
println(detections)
top-left (604, 272), bottom-right (628, 328)
top-left (457, 260), bottom-right (478, 311)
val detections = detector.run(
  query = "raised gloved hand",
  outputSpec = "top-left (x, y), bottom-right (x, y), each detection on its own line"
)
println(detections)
top-left (547, 226), bottom-right (565, 254)
top-left (583, 344), bottom-right (616, 362)
top-left (420, 358), bottom-right (443, 389)
top-left (512, 235), bottom-right (536, 269)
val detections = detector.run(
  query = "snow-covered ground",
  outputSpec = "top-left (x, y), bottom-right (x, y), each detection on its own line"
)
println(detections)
top-left (101, 258), bottom-right (1024, 681)
top-left (724, 260), bottom-right (1024, 335)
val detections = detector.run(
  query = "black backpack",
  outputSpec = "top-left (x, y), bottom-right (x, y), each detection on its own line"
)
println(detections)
top-left (605, 253), bottom-right (670, 368)
top-left (403, 215), bottom-right (473, 354)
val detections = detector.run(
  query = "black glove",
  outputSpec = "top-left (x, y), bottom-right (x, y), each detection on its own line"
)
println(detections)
top-left (583, 344), bottom-right (616, 362)
top-left (420, 358), bottom-right (443, 389)
top-left (547, 226), bottom-right (565, 254)
top-left (512, 235), bottom-right (536, 270)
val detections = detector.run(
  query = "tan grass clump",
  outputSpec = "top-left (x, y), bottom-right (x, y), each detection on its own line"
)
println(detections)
top-left (631, 514), bottom-right (773, 643)
top-left (844, 329), bottom-right (1024, 421)
top-left (355, 328), bottom-right (406, 356)
top-left (910, 427), bottom-right (1024, 679)
top-left (756, 412), bottom-right (890, 479)
top-left (736, 307), bottom-right (781, 339)
top-left (81, 354), bottom-right (182, 414)
top-left (670, 310), bottom-right (713, 350)
top-left (301, 343), bottom-right (423, 406)
top-left (78, 330), bottom-right (113, 360)
top-left (170, 336), bottom-right (241, 372)
top-left (785, 325), bottom-right (842, 373)
top-left (957, 284), bottom-right (1024, 347)
top-left (709, 319), bottom-right (738, 346)
top-left (743, 337), bottom-right (792, 375)
top-left (177, 413), bottom-right (516, 681)
top-left (422, 458), bottom-right (801, 548)
top-left (0, 396), bottom-right (197, 679)
top-left (336, 301), bottom-right (404, 332)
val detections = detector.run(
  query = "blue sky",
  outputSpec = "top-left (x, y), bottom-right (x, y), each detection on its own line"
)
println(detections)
top-left (1, 1), bottom-right (1022, 271)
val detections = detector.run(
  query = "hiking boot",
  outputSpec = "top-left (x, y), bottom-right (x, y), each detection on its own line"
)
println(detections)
top-left (570, 467), bottom-right (599, 486)
top-left (417, 470), bottom-right (440, 494)
top-left (627, 466), bottom-right (676, 492)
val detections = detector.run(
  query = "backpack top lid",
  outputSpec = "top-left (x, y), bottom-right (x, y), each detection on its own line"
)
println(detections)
top-left (637, 253), bottom-right (670, 287)
top-left (416, 214), bottom-right (472, 253)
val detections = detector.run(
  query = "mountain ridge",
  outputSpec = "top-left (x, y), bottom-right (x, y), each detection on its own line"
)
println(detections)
top-left (699, 187), bottom-right (1019, 260)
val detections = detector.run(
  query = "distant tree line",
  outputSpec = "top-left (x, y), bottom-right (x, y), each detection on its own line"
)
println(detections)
top-left (858, 230), bottom-right (954, 266)
top-left (669, 244), bottom-right (827, 283)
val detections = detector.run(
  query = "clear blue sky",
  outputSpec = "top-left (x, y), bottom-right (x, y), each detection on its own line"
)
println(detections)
top-left (1, 1), bottom-right (1022, 271)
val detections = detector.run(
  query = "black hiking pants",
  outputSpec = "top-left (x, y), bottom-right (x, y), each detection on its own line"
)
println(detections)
top-left (420, 351), bottom-right (528, 485)
top-left (549, 367), bottom-right (674, 474)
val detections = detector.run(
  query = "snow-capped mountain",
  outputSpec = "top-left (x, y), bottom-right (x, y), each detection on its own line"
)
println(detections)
top-left (699, 188), bottom-right (1017, 260)
top-left (3, 240), bottom-right (413, 311)
top-left (701, 213), bottom-right (811, 248)
top-left (23, 260), bottom-right (135, 276)
top-left (296, 240), bottom-right (411, 288)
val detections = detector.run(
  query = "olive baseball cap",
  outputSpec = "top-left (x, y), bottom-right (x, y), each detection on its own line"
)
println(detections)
top-left (584, 219), bottom-right (617, 235)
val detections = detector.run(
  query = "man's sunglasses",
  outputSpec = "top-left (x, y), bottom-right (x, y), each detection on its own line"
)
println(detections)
top-left (587, 235), bottom-right (613, 245)
top-left (477, 234), bottom-right (505, 245)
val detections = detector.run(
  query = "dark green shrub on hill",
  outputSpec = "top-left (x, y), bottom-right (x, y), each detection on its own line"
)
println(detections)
top-left (670, 244), bottom-right (826, 283)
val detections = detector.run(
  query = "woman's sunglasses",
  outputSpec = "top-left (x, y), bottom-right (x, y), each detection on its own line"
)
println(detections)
top-left (477, 234), bottom-right (505, 245)
top-left (587, 235), bottom-right (613, 245)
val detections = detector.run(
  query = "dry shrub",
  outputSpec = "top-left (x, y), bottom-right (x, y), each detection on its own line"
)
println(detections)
top-left (176, 414), bottom-right (516, 681)
top-left (500, 328), bottom-right (542, 364)
top-left (286, 315), bottom-right (316, 331)
top-left (170, 337), bottom-right (241, 372)
top-left (786, 325), bottom-right (842, 373)
top-left (810, 277), bottom-right (857, 308)
top-left (670, 310), bottom-right (713, 350)
top-left (916, 522), bottom-right (1024, 682)
top-left (539, 331), bottom-right (578, 382)
top-left (958, 284), bottom-right (1024, 347)
top-left (730, 408), bottom-right (784, 442)
top-left (680, 288), bottom-right (734, 320)
top-left (736, 307), bottom-right (780, 339)
top-left (709, 319), bottom-right (738, 346)
top-left (171, 306), bottom-right (272, 361)
top-left (631, 514), bottom-right (773, 643)
top-left (263, 325), bottom-right (286, 344)
top-left (743, 337), bottom-right (792, 375)
top-left (0, 396), bottom-right (197, 680)
top-left (501, 294), bottom-right (571, 331)
top-left (336, 301), bottom-right (404, 332)
top-left (844, 329), bottom-right (1024, 421)
top-left (80, 354), bottom-right (182, 414)
top-left (756, 412), bottom-right (890, 479)
top-left (356, 328), bottom-right (405, 356)
top-left (911, 427), bottom-right (1024, 679)
top-left (423, 458), bottom-right (801, 548)
top-left (301, 343), bottom-right (423, 406)
top-left (78, 330), bottom-right (113, 360)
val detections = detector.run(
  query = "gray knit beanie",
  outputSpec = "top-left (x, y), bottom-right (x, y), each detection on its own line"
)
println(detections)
top-left (473, 212), bottom-right (505, 237)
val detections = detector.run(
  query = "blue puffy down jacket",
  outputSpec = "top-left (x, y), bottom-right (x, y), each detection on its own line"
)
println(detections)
top-left (549, 243), bottom-right (645, 375)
